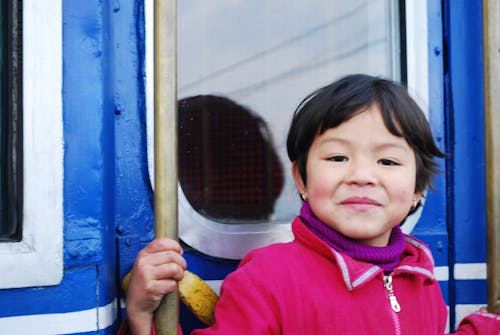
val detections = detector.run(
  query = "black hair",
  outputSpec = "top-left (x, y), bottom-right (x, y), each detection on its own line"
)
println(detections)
top-left (286, 74), bottom-right (446, 194)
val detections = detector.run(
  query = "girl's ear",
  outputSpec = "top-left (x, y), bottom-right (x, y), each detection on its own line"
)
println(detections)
top-left (413, 191), bottom-right (423, 208)
top-left (292, 162), bottom-right (306, 194)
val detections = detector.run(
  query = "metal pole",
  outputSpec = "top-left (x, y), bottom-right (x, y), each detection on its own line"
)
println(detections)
top-left (154, 0), bottom-right (179, 333)
top-left (483, 0), bottom-right (500, 315)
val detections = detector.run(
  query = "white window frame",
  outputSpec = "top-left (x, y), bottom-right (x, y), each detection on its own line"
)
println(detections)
top-left (401, 0), bottom-right (429, 234)
top-left (405, 0), bottom-right (429, 117)
top-left (0, 1), bottom-right (63, 288)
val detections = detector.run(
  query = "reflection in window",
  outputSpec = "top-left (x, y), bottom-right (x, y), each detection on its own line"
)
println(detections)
top-left (0, 0), bottom-right (22, 241)
top-left (178, 0), bottom-right (403, 224)
top-left (179, 95), bottom-right (284, 222)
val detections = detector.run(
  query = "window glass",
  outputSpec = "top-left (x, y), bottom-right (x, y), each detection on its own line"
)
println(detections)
top-left (0, 0), bottom-right (22, 241)
top-left (178, 0), bottom-right (402, 224)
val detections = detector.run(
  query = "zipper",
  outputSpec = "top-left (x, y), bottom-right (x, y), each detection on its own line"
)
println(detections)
top-left (383, 274), bottom-right (401, 312)
top-left (383, 274), bottom-right (401, 335)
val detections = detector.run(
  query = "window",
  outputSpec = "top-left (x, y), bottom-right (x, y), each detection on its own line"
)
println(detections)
top-left (0, 0), bottom-right (22, 241)
top-left (177, 0), bottom-right (403, 224)
top-left (0, 1), bottom-right (62, 289)
top-left (146, 0), bottom-right (427, 258)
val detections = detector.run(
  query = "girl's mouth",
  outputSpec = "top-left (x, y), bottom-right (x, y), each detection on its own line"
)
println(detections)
top-left (340, 197), bottom-right (381, 210)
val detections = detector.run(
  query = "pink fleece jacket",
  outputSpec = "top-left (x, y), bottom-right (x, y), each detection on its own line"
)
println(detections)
top-left (189, 217), bottom-right (499, 334)
top-left (119, 216), bottom-right (500, 334)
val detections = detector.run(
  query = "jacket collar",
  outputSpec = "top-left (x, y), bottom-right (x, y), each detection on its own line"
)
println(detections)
top-left (292, 216), bottom-right (437, 291)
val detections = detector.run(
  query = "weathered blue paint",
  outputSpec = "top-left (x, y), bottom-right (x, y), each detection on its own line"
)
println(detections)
top-left (63, 0), bottom-right (107, 268)
top-left (64, 0), bottom-right (121, 332)
top-left (445, 1), bottom-right (486, 264)
top-left (0, 267), bottom-right (97, 316)
top-left (0, 0), bottom-right (147, 332)
top-left (112, 0), bottom-right (156, 284)
top-left (443, 0), bottom-right (486, 329)
top-left (412, 0), bottom-right (449, 305)
top-left (455, 280), bottom-right (488, 304)
top-left (63, 0), bottom-right (116, 324)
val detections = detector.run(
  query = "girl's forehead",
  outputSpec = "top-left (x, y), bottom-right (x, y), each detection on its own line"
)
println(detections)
top-left (323, 106), bottom-right (385, 132)
top-left (322, 103), bottom-right (404, 135)
top-left (315, 107), bottom-right (411, 148)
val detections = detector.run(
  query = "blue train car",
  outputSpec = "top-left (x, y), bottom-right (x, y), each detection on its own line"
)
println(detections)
top-left (0, 1), bottom-right (497, 334)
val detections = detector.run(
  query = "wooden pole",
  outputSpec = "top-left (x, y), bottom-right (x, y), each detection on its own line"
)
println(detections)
top-left (154, 0), bottom-right (179, 333)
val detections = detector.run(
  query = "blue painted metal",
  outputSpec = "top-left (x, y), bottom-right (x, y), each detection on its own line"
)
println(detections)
top-left (443, 0), bottom-right (487, 330)
top-left (113, 0), bottom-right (156, 281)
top-left (413, 0), bottom-right (448, 301)
top-left (63, 0), bottom-right (119, 331)
top-left (0, 267), bottom-right (98, 317)
top-left (445, 1), bottom-right (486, 264)
top-left (0, 1), bottom-right (147, 332)
top-left (455, 280), bottom-right (488, 304)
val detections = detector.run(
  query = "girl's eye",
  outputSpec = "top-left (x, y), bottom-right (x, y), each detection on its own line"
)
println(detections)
top-left (328, 155), bottom-right (348, 162)
top-left (379, 158), bottom-right (399, 166)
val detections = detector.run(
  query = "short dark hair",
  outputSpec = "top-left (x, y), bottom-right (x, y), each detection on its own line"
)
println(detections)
top-left (286, 74), bottom-right (446, 193)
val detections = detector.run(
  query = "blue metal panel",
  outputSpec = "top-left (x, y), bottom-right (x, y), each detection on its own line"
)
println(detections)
top-left (410, 0), bottom-right (449, 302)
top-left (445, 1), bottom-right (486, 264)
top-left (63, 0), bottom-right (119, 314)
top-left (112, 0), bottom-right (156, 281)
top-left (63, 0), bottom-right (154, 329)
top-left (64, 0), bottom-right (152, 315)
top-left (0, 0), bottom-right (116, 323)
top-left (455, 280), bottom-right (488, 304)
top-left (443, 0), bottom-right (487, 329)
top-left (0, 267), bottom-right (98, 317)
top-left (412, 0), bottom-right (447, 258)
top-left (0, 1), bottom-right (144, 332)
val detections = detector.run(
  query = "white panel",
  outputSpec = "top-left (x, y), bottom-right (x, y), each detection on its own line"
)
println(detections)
top-left (0, 0), bottom-right (63, 288)
top-left (454, 263), bottom-right (487, 280)
top-left (406, 0), bottom-right (429, 116)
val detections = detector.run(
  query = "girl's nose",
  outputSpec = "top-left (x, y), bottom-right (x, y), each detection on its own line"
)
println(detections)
top-left (345, 159), bottom-right (377, 186)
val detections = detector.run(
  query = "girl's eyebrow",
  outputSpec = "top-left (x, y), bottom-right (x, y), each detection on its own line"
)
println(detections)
top-left (373, 142), bottom-right (412, 153)
top-left (318, 136), bottom-right (411, 153)
top-left (317, 136), bottom-right (349, 146)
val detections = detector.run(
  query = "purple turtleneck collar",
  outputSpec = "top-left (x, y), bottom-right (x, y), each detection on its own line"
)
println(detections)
top-left (300, 201), bottom-right (406, 272)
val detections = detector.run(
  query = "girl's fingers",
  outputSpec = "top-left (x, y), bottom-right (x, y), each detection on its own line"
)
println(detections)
top-left (144, 238), bottom-right (183, 254)
top-left (136, 249), bottom-right (186, 269)
top-left (142, 277), bottom-right (180, 297)
top-left (138, 264), bottom-right (184, 298)
top-left (153, 262), bottom-right (186, 282)
top-left (132, 249), bottom-right (186, 289)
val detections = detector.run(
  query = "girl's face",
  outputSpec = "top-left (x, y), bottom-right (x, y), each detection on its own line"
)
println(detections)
top-left (293, 104), bottom-right (421, 247)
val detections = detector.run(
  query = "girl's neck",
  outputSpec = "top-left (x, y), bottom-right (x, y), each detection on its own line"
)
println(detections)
top-left (300, 201), bottom-right (406, 272)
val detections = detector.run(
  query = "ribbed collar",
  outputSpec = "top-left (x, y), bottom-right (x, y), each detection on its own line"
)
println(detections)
top-left (300, 201), bottom-right (406, 272)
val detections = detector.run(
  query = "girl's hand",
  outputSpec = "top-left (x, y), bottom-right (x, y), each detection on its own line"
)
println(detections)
top-left (126, 238), bottom-right (187, 335)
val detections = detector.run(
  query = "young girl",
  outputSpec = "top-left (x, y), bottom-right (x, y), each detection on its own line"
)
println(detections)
top-left (123, 74), bottom-right (500, 334)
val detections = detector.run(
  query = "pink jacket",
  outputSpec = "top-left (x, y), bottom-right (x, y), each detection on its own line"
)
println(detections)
top-left (189, 217), bottom-right (499, 335)
top-left (119, 216), bottom-right (500, 334)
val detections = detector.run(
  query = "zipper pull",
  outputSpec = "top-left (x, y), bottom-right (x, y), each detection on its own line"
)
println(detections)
top-left (383, 275), bottom-right (401, 313)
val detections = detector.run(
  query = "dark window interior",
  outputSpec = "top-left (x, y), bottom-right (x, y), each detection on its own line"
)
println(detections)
top-left (0, 0), bottom-right (22, 241)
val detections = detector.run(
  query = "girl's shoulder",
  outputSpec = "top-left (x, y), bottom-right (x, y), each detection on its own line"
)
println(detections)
top-left (398, 234), bottom-right (436, 275)
top-left (241, 240), bottom-right (301, 267)
top-left (233, 237), bottom-right (323, 281)
top-left (404, 234), bottom-right (433, 254)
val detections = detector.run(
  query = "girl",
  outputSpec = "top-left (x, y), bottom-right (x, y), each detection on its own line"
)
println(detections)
top-left (123, 74), bottom-right (500, 334)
